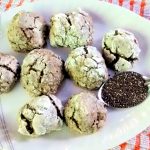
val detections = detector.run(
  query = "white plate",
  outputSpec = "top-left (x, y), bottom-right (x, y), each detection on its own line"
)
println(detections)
top-left (0, 1), bottom-right (150, 150)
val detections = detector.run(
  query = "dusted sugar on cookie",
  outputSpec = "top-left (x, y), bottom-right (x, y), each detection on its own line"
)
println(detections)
top-left (21, 49), bottom-right (64, 96)
top-left (101, 71), bottom-right (148, 108)
top-left (50, 10), bottom-right (93, 49)
top-left (18, 94), bottom-right (64, 137)
top-left (7, 12), bottom-right (47, 52)
top-left (64, 92), bottom-right (107, 134)
top-left (0, 53), bottom-right (20, 93)
top-left (65, 46), bottom-right (108, 89)
top-left (102, 29), bottom-right (141, 71)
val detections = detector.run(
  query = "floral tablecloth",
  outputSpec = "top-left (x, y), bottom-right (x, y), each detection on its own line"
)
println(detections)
top-left (0, 0), bottom-right (150, 150)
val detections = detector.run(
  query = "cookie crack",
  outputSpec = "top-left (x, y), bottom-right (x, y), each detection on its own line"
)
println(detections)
top-left (70, 109), bottom-right (82, 131)
top-left (46, 95), bottom-right (64, 120)
top-left (20, 28), bottom-right (32, 42)
top-left (9, 39), bottom-right (24, 50)
top-left (66, 14), bottom-right (72, 26)
top-left (34, 16), bottom-right (40, 25)
top-left (9, 40), bottom-right (24, 51)
top-left (114, 30), bottom-right (125, 36)
top-left (26, 104), bottom-right (42, 115)
top-left (39, 60), bottom-right (47, 84)
top-left (21, 113), bottom-right (34, 134)
top-left (26, 104), bottom-right (36, 112)
top-left (91, 58), bottom-right (101, 66)
top-left (104, 42), bottom-right (137, 66)
top-left (0, 64), bottom-right (20, 79)
top-left (26, 27), bottom-right (34, 30)
top-left (28, 58), bottom-right (39, 74)
top-left (84, 46), bottom-right (88, 54)
top-left (39, 70), bottom-right (44, 83)
top-left (79, 12), bottom-right (87, 17)
top-left (114, 30), bottom-right (118, 36)
top-left (93, 112), bottom-right (101, 128)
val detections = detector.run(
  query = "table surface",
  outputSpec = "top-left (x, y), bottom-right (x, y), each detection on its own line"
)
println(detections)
top-left (0, 0), bottom-right (150, 150)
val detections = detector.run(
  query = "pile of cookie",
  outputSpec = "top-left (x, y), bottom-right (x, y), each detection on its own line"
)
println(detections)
top-left (0, 10), bottom-right (149, 137)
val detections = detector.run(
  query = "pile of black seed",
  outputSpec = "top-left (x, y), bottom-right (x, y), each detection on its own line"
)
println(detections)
top-left (102, 71), bottom-right (149, 108)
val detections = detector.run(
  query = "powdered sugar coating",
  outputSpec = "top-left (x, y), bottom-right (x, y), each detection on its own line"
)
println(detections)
top-left (50, 10), bottom-right (93, 49)
top-left (7, 12), bottom-right (47, 52)
top-left (102, 29), bottom-right (141, 72)
top-left (0, 53), bottom-right (20, 93)
top-left (18, 94), bottom-right (63, 137)
top-left (64, 92), bottom-right (107, 134)
top-left (65, 46), bottom-right (108, 89)
top-left (21, 49), bottom-right (64, 96)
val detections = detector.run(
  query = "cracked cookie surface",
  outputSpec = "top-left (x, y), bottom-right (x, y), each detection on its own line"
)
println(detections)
top-left (65, 46), bottom-right (108, 89)
top-left (0, 53), bottom-right (20, 93)
top-left (50, 10), bottom-right (93, 49)
top-left (18, 94), bottom-right (64, 137)
top-left (64, 92), bottom-right (107, 134)
top-left (21, 49), bottom-right (64, 96)
top-left (102, 29), bottom-right (141, 72)
top-left (7, 12), bottom-right (47, 52)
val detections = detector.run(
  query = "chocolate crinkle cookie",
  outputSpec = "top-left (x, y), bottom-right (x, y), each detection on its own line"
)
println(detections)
top-left (21, 49), bottom-right (64, 96)
top-left (101, 71), bottom-right (149, 108)
top-left (0, 53), bottom-right (20, 93)
top-left (65, 46), bottom-right (108, 89)
top-left (7, 12), bottom-right (47, 52)
top-left (102, 29), bottom-right (141, 72)
top-left (18, 94), bottom-right (63, 137)
top-left (50, 9), bottom-right (93, 49)
top-left (64, 92), bottom-right (107, 134)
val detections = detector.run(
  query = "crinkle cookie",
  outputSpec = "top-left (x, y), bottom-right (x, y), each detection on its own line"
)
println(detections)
top-left (50, 9), bottom-right (93, 49)
top-left (102, 29), bottom-right (141, 72)
top-left (7, 12), bottom-right (47, 52)
top-left (65, 46), bottom-right (108, 89)
top-left (21, 49), bottom-right (64, 96)
top-left (18, 94), bottom-right (64, 137)
top-left (64, 92), bottom-right (107, 134)
top-left (0, 53), bottom-right (20, 93)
